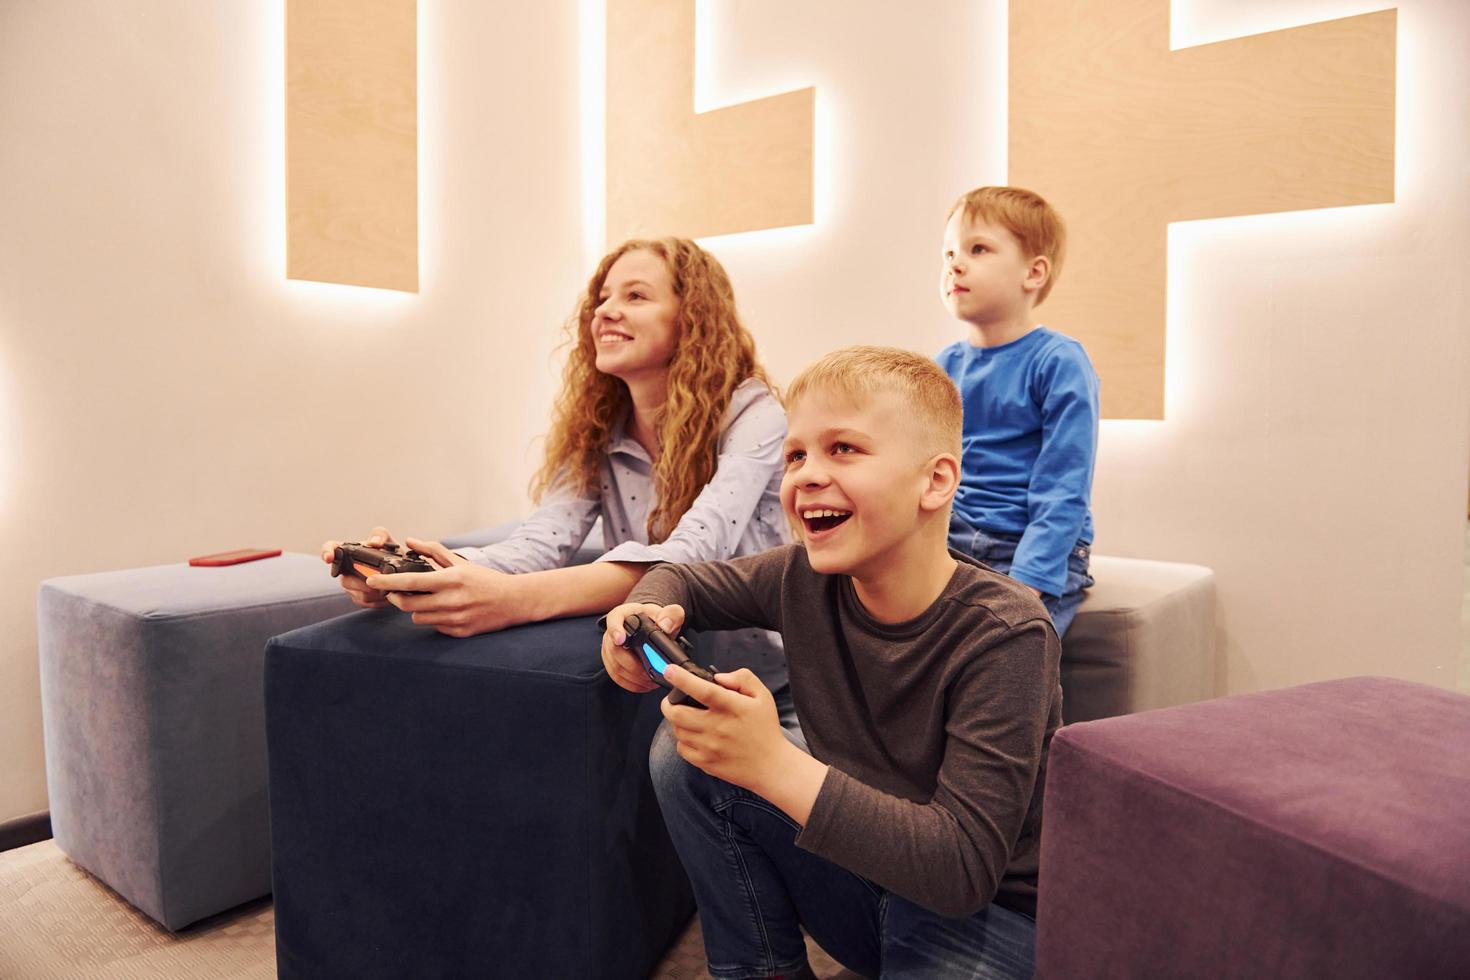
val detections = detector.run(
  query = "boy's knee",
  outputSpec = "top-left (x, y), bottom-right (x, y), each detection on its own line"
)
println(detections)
top-left (649, 720), bottom-right (694, 803)
top-left (652, 719), bottom-right (758, 820)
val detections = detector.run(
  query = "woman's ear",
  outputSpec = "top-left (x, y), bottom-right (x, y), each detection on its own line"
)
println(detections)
top-left (920, 453), bottom-right (960, 514)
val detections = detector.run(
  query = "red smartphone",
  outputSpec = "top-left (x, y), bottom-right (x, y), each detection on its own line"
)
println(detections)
top-left (188, 548), bottom-right (282, 567)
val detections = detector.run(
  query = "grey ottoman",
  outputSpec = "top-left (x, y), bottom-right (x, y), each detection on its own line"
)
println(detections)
top-left (38, 553), bottom-right (353, 930)
top-left (1062, 556), bottom-right (1216, 723)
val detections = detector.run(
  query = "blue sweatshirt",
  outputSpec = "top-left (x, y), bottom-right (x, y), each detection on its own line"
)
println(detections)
top-left (936, 327), bottom-right (1099, 596)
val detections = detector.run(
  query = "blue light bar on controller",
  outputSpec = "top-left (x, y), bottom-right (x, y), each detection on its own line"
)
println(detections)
top-left (642, 643), bottom-right (670, 675)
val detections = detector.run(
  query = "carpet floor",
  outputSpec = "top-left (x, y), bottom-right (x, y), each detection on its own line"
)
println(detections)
top-left (0, 840), bottom-right (858, 979)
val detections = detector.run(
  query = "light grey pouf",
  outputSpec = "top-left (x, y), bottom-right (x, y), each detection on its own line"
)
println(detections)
top-left (1062, 555), bottom-right (1217, 723)
top-left (38, 553), bottom-right (353, 930)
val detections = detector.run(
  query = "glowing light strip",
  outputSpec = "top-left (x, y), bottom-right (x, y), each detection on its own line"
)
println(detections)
top-left (691, 0), bottom-right (823, 242)
top-left (692, 0), bottom-right (718, 115)
top-left (979, 0), bottom-right (1008, 183)
top-left (415, 0), bottom-right (435, 293)
top-left (1100, 0), bottom-right (1401, 428)
top-left (1101, 199), bottom-right (1400, 437)
top-left (263, 0), bottom-right (286, 282)
top-left (265, 0), bottom-right (419, 306)
top-left (0, 341), bottom-right (10, 514)
top-left (693, 0), bottom-right (815, 115)
top-left (580, 0), bottom-right (607, 262)
top-left (1171, 0), bottom-right (1397, 51)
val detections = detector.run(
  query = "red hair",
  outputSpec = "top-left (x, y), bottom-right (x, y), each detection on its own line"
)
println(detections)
top-left (531, 238), bottom-right (771, 542)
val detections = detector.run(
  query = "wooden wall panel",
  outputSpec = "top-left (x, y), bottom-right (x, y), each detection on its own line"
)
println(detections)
top-left (1010, 2), bottom-right (1395, 418)
top-left (287, 0), bottom-right (418, 291)
top-left (605, 0), bottom-right (814, 246)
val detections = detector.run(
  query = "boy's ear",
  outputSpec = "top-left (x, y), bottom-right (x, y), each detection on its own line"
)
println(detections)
top-left (919, 453), bottom-right (960, 514)
top-left (1023, 255), bottom-right (1051, 295)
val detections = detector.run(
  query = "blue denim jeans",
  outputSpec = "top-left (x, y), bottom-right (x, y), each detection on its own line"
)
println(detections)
top-left (946, 514), bottom-right (1094, 637)
top-left (650, 688), bottom-right (1036, 979)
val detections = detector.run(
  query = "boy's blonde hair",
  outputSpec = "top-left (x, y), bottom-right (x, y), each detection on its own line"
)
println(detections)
top-left (785, 346), bottom-right (962, 460)
top-left (947, 186), bottom-right (1067, 305)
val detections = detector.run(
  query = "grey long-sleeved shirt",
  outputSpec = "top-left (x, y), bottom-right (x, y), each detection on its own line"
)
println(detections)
top-left (628, 543), bottom-right (1062, 919)
top-left (458, 378), bottom-right (793, 689)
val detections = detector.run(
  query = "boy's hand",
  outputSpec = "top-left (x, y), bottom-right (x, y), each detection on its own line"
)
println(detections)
top-left (365, 538), bottom-right (524, 637)
top-left (661, 665), bottom-right (792, 793)
top-left (600, 602), bottom-right (686, 694)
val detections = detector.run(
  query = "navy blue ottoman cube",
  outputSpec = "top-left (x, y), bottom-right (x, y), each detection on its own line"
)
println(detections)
top-left (265, 609), bottom-right (693, 978)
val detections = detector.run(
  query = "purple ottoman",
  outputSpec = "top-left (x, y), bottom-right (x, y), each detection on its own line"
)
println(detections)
top-left (1036, 677), bottom-right (1470, 979)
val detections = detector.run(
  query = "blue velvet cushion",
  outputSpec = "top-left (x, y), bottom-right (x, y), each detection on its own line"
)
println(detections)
top-left (265, 609), bottom-right (693, 979)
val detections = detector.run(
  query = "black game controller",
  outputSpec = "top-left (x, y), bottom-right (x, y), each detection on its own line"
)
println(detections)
top-left (599, 613), bottom-right (720, 710)
top-left (330, 542), bottom-right (436, 588)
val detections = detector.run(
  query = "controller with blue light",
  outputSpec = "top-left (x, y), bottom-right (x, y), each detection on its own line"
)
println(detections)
top-left (599, 612), bottom-right (718, 710)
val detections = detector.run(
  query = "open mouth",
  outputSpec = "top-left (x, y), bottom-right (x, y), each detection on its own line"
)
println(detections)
top-left (801, 508), bottom-right (852, 535)
top-left (597, 330), bottom-right (633, 343)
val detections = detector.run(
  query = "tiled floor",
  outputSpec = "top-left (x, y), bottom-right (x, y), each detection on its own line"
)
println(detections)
top-left (0, 840), bottom-right (273, 979)
top-left (0, 840), bottom-right (856, 979)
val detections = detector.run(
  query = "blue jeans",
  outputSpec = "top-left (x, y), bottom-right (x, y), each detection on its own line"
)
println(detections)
top-left (650, 690), bottom-right (1036, 979)
top-left (946, 514), bottom-right (1094, 637)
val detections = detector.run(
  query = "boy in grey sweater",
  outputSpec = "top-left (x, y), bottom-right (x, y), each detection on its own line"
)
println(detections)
top-left (601, 346), bottom-right (1062, 980)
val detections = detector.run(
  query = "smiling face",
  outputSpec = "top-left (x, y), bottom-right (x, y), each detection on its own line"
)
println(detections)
top-left (939, 209), bottom-right (1048, 328)
top-left (592, 249), bottom-right (680, 384)
top-left (780, 387), bottom-right (941, 581)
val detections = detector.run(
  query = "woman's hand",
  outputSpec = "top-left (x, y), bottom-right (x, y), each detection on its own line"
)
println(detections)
top-left (363, 537), bottom-right (527, 637)
top-left (320, 525), bottom-right (399, 609)
top-left (600, 602), bottom-right (686, 694)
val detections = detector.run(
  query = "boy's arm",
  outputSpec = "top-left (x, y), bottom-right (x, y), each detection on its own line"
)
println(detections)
top-left (795, 620), bottom-right (1059, 918)
top-left (1011, 343), bottom-right (1100, 596)
top-left (626, 545), bottom-right (792, 634)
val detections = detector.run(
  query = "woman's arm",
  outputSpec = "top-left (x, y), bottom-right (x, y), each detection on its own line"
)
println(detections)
top-left (370, 384), bottom-right (787, 636)
top-left (513, 560), bottom-right (647, 621)
top-left (596, 382), bottom-right (789, 567)
top-left (456, 476), bottom-right (602, 574)
top-left (370, 543), bottom-right (646, 636)
top-left (436, 383), bottom-right (787, 633)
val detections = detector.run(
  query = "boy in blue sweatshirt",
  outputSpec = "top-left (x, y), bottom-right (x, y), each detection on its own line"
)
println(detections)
top-left (937, 186), bottom-right (1100, 636)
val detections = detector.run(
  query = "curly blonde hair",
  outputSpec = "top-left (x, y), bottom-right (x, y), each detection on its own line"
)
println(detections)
top-left (531, 238), bottom-right (770, 543)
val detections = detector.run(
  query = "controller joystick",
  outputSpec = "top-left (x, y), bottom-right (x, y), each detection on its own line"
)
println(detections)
top-left (599, 613), bottom-right (720, 710)
top-left (330, 541), bottom-right (436, 594)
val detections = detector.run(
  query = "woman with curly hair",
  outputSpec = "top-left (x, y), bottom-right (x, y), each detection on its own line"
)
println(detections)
top-left (321, 238), bottom-right (791, 688)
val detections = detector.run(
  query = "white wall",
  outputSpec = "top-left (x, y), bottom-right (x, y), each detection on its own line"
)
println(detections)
top-left (690, 0), bottom-right (1470, 698)
top-left (2, 0), bottom-right (1467, 825)
top-left (0, 0), bottom-right (584, 822)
